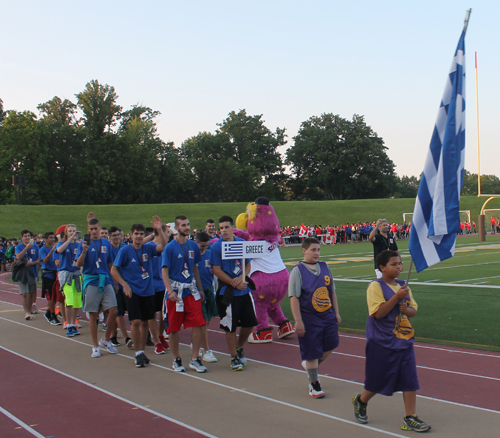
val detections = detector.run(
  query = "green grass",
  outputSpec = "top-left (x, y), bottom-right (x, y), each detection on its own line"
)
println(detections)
top-left (277, 234), bottom-right (500, 351)
top-left (2, 196), bottom-right (500, 237)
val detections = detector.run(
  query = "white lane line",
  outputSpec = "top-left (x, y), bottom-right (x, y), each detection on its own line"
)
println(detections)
top-left (332, 278), bottom-right (500, 289)
top-left (0, 345), bottom-right (218, 438)
top-left (0, 406), bottom-right (46, 438)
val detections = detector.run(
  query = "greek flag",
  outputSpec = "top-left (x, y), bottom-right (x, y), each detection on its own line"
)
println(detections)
top-left (222, 241), bottom-right (244, 259)
top-left (409, 29), bottom-right (466, 273)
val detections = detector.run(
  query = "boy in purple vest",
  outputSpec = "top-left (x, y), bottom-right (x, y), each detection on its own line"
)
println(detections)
top-left (288, 237), bottom-right (341, 398)
top-left (352, 250), bottom-right (430, 433)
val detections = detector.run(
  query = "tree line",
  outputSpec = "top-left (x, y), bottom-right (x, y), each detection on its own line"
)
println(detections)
top-left (0, 82), bottom-right (497, 205)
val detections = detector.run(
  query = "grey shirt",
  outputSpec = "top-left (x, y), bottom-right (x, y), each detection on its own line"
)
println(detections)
top-left (288, 262), bottom-right (335, 298)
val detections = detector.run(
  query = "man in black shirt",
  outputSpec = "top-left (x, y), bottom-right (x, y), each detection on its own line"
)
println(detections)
top-left (369, 219), bottom-right (400, 278)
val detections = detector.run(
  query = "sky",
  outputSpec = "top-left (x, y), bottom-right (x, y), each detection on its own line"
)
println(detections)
top-left (1, 0), bottom-right (497, 178)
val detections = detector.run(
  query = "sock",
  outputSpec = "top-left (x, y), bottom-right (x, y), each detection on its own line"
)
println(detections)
top-left (307, 368), bottom-right (319, 382)
top-left (135, 350), bottom-right (144, 357)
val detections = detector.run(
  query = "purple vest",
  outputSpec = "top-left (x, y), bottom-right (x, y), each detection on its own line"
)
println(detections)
top-left (297, 262), bottom-right (335, 316)
top-left (365, 279), bottom-right (414, 350)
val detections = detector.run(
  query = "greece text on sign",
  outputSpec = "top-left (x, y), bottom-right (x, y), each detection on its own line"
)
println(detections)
top-left (222, 241), bottom-right (267, 260)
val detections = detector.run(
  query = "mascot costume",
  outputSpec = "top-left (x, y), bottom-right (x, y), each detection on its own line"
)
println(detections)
top-left (235, 197), bottom-right (295, 343)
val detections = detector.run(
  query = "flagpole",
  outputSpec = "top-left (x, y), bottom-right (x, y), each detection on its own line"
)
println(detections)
top-left (396, 257), bottom-right (414, 331)
top-left (463, 9), bottom-right (471, 34)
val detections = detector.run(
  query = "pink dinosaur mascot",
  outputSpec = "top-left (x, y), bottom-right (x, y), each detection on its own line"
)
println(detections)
top-left (235, 197), bottom-right (295, 343)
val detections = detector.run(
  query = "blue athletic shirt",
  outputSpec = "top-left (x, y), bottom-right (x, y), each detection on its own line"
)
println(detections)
top-left (76, 238), bottom-right (115, 286)
top-left (113, 244), bottom-right (159, 296)
top-left (15, 243), bottom-right (39, 277)
top-left (39, 245), bottom-right (57, 279)
top-left (110, 243), bottom-right (126, 288)
top-left (145, 241), bottom-right (165, 292)
top-left (197, 250), bottom-right (213, 290)
top-left (210, 237), bottom-right (252, 297)
top-left (55, 241), bottom-right (78, 272)
top-left (162, 239), bottom-right (202, 286)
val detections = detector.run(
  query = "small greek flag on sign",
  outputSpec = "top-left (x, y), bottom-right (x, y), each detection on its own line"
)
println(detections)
top-left (222, 241), bottom-right (244, 259)
top-left (409, 27), bottom-right (467, 273)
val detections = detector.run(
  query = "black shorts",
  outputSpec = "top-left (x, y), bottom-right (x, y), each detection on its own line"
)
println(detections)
top-left (115, 288), bottom-right (127, 317)
top-left (42, 277), bottom-right (56, 300)
top-left (124, 293), bottom-right (155, 322)
top-left (216, 293), bottom-right (257, 333)
top-left (154, 289), bottom-right (166, 313)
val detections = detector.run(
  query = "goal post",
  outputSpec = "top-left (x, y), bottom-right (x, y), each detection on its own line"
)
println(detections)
top-left (483, 209), bottom-right (500, 232)
top-left (403, 210), bottom-right (471, 225)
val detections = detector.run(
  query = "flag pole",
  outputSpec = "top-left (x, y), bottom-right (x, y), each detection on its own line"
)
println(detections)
top-left (463, 9), bottom-right (472, 34)
top-left (396, 257), bottom-right (414, 331)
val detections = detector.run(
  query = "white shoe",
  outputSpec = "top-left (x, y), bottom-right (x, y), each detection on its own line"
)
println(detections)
top-left (31, 304), bottom-right (39, 314)
top-left (91, 346), bottom-right (101, 358)
top-left (189, 358), bottom-right (207, 373)
top-left (99, 338), bottom-right (118, 354)
top-left (202, 350), bottom-right (218, 363)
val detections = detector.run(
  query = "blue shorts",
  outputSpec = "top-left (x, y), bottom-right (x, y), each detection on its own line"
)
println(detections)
top-left (298, 310), bottom-right (339, 360)
top-left (364, 340), bottom-right (420, 396)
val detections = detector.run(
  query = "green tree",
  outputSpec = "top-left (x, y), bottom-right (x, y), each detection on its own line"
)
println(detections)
top-left (286, 113), bottom-right (397, 200)
top-left (75, 80), bottom-right (122, 139)
top-left (37, 96), bottom-right (78, 125)
top-left (0, 98), bottom-right (6, 123)
top-left (461, 170), bottom-right (500, 196)
top-left (394, 175), bottom-right (420, 198)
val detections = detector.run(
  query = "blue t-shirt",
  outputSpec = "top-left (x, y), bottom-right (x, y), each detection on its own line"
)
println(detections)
top-left (197, 250), bottom-right (213, 290)
top-left (210, 237), bottom-right (252, 297)
top-left (15, 243), bottom-right (39, 277)
top-left (145, 241), bottom-right (165, 293)
top-left (76, 238), bottom-right (115, 286)
top-left (39, 245), bottom-right (57, 279)
top-left (110, 243), bottom-right (126, 288)
top-left (162, 239), bottom-right (202, 289)
top-left (55, 241), bottom-right (78, 272)
top-left (113, 244), bottom-right (160, 296)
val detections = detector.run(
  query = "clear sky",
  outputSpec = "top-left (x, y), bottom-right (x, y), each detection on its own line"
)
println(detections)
top-left (1, 1), bottom-right (497, 178)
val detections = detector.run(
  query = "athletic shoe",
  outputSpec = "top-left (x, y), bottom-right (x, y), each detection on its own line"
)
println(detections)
top-left (63, 322), bottom-right (68, 330)
top-left (189, 357), bottom-right (207, 373)
top-left (172, 357), bottom-right (185, 372)
top-left (66, 326), bottom-right (75, 337)
top-left (135, 353), bottom-right (146, 368)
top-left (230, 356), bottom-right (244, 371)
top-left (51, 314), bottom-right (62, 326)
top-left (91, 346), bottom-right (101, 358)
top-left (73, 327), bottom-right (80, 336)
top-left (236, 347), bottom-right (247, 365)
top-left (154, 343), bottom-right (166, 355)
top-left (352, 393), bottom-right (368, 424)
top-left (110, 336), bottom-right (120, 347)
top-left (309, 381), bottom-right (325, 398)
top-left (75, 319), bottom-right (81, 328)
top-left (247, 328), bottom-right (273, 343)
top-left (202, 350), bottom-right (218, 363)
top-left (44, 311), bottom-right (52, 323)
top-left (126, 337), bottom-right (134, 349)
top-left (32, 304), bottom-right (39, 314)
top-left (143, 354), bottom-right (151, 365)
top-left (159, 335), bottom-right (169, 349)
top-left (102, 323), bottom-right (107, 332)
top-left (401, 415), bottom-right (431, 432)
top-left (278, 320), bottom-right (295, 339)
top-left (99, 338), bottom-right (118, 354)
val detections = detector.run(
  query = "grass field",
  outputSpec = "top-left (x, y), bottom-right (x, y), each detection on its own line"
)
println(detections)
top-left (2, 196), bottom-right (500, 237)
top-left (277, 234), bottom-right (500, 352)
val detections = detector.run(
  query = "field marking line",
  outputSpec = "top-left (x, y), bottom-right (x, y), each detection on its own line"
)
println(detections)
top-left (332, 278), bottom-right (500, 289)
top-left (452, 275), bottom-right (500, 283)
top-left (1, 315), bottom-right (500, 419)
top-left (0, 345), bottom-right (218, 438)
top-left (0, 406), bottom-right (46, 438)
top-left (0, 323), bottom-right (408, 438)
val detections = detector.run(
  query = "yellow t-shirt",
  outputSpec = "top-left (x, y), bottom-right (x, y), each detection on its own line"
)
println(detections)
top-left (367, 281), bottom-right (418, 317)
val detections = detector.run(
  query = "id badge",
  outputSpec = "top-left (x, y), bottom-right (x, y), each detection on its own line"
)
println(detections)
top-left (96, 261), bottom-right (100, 268)
top-left (141, 267), bottom-right (149, 280)
top-left (182, 263), bottom-right (190, 279)
top-left (233, 264), bottom-right (241, 276)
top-left (176, 299), bottom-right (184, 312)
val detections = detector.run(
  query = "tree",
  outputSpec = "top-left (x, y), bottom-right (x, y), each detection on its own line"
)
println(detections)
top-left (286, 113), bottom-right (397, 200)
top-left (0, 98), bottom-right (6, 123)
top-left (394, 175), bottom-right (420, 198)
top-left (461, 170), bottom-right (500, 196)
top-left (75, 80), bottom-right (122, 139)
top-left (37, 96), bottom-right (78, 125)
top-left (181, 110), bottom-right (287, 202)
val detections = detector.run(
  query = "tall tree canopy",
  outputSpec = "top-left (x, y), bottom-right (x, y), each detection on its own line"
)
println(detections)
top-left (286, 113), bottom-right (397, 200)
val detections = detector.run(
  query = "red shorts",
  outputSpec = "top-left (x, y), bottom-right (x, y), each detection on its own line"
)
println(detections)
top-left (166, 294), bottom-right (206, 333)
top-left (45, 277), bottom-right (65, 303)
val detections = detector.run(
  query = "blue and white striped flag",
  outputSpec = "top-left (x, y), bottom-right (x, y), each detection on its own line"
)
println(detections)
top-left (409, 29), bottom-right (466, 273)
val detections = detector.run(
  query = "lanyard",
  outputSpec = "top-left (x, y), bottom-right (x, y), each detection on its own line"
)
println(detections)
top-left (133, 246), bottom-right (145, 269)
top-left (176, 239), bottom-right (189, 267)
top-left (91, 238), bottom-right (101, 259)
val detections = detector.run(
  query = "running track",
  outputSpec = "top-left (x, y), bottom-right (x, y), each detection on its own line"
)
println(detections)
top-left (1, 272), bottom-right (499, 437)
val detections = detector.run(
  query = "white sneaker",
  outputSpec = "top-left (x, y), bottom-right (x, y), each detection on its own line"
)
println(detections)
top-left (32, 304), bottom-right (39, 314)
top-left (202, 350), bottom-right (218, 363)
top-left (91, 346), bottom-right (101, 358)
top-left (99, 338), bottom-right (118, 354)
top-left (189, 357), bottom-right (207, 373)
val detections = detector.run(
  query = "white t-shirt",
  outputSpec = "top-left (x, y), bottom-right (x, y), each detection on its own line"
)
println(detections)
top-left (249, 241), bottom-right (286, 275)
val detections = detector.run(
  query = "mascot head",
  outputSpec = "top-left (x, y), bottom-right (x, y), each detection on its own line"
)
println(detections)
top-left (235, 197), bottom-right (280, 243)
